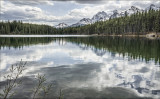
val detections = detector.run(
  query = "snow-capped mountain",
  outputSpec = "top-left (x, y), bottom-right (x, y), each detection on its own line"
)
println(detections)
top-left (71, 11), bottom-right (109, 27)
top-left (119, 11), bottom-right (125, 17)
top-left (92, 11), bottom-right (109, 23)
top-left (145, 4), bottom-right (160, 11)
top-left (127, 6), bottom-right (143, 15)
top-left (55, 23), bottom-right (68, 28)
top-left (110, 10), bottom-right (121, 19)
top-left (110, 6), bottom-right (143, 19)
top-left (56, 4), bottom-right (160, 28)
top-left (129, 6), bottom-right (142, 12)
top-left (71, 18), bottom-right (92, 27)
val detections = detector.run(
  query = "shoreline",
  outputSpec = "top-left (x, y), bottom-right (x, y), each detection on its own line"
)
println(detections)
top-left (0, 35), bottom-right (90, 37)
top-left (0, 33), bottom-right (160, 39)
top-left (92, 33), bottom-right (160, 39)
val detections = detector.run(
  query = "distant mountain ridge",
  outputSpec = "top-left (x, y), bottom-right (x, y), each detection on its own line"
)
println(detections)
top-left (55, 4), bottom-right (160, 28)
top-left (146, 4), bottom-right (160, 11)
top-left (55, 23), bottom-right (68, 28)
top-left (91, 11), bottom-right (109, 23)
top-left (70, 18), bottom-right (92, 27)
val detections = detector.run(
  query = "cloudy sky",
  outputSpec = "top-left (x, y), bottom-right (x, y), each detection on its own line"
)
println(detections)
top-left (0, 0), bottom-right (160, 26)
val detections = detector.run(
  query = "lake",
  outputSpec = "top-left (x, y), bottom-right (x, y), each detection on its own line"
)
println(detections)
top-left (0, 36), bottom-right (160, 99)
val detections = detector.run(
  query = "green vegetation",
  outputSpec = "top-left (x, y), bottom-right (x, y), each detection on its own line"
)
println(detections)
top-left (0, 60), bottom-right (53, 99)
top-left (0, 60), bottom-right (26, 99)
top-left (0, 21), bottom-right (57, 35)
top-left (32, 74), bottom-right (53, 99)
top-left (0, 9), bottom-right (160, 35)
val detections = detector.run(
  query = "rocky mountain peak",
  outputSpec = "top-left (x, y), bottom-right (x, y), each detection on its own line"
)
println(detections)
top-left (150, 4), bottom-right (155, 7)
top-left (92, 11), bottom-right (109, 23)
top-left (79, 18), bottom-right (92, 23)
top-left (129, 6), bottom-right (140, 12)
top-left (147, 4), bottom-right (159, 10)
top-left (55, 22), bottom-right (68, 28)
top-left (110, 10), bottom-right (120, 19)
top-left (113, 10), bottom-right (118, 14)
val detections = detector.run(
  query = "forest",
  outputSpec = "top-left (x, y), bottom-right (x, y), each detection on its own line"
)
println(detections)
top-left (0, 9), bottom-right (160, 35)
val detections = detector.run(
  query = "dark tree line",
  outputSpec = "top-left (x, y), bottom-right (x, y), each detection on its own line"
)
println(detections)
top-left (0, 9), bottom-right (160, 35)
top-left (0, 21), bottom-right (58, 35)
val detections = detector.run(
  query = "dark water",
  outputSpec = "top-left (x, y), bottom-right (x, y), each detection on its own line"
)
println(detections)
top-left (0, 36), bottom-right (160, 98)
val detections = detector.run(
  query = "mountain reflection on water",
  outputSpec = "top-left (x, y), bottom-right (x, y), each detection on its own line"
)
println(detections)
top-left (0, 36), bottom-right (160, 98)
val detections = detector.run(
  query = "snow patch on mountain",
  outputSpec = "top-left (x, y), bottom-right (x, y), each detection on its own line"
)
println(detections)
top-left (92, 11), bottom-right (109, 23)
top-left (71, 11), bottom-right (109, 27)
top-left (127, 6), bottom-right (143, 15)
top-left (110, 6), bottom-right (143, 19)
top-left (145, 4), bottom-right (160, 11)
top-left (110, 10), bottom-right (121, 19)
top-left (55, 23), bottom-right (68, 28)
top-left (71, 18), bottom-right (92, 27)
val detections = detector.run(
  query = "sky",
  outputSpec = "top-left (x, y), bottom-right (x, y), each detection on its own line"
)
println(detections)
top-left (0, 0), bottom-right (160, 26)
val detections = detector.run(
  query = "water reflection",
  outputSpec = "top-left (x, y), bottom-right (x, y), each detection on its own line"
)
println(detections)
top-left (0, 37), bottom-right (160, 98)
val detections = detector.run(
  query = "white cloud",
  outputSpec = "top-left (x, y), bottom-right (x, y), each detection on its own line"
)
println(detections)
top-left (1, 0), bottom-right (83, 25)
top-left (5, 0), bottom-right (54, 5)
top-left (1, 1), bottom-right (160, 25)
top-left (68, 1), bottom-right (124, 18)
top-left (1, 1), bottom-right (44, 19)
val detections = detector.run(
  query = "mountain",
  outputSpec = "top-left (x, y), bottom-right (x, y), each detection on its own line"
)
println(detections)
top-left (127, 6), bottom-right (143, 15)
top-left (110, 6), bottom-right (143, 19)
top-left (71, 11), bottom-right (109, 27)
top-left (55, 23), bottom-right (68, 28)
top-left (129, 6), bottom-right (141, 12)
top-left (110, 10), bottom-right (121, 19)
top-left (145, 4), bottom-right (160, 11)
top-left (91, 11), bottom-right (109, 23)
top-left (57, 4), bottom-right (160, 28)
top-left (71, 18), bottom-right (92, 27)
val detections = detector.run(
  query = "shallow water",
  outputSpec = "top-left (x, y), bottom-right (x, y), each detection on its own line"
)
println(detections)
top-left (0, 36), bottom-right (160, 98)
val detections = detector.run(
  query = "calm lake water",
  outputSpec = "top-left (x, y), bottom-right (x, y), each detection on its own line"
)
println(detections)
top-left (0, 36), bottom-right (160, 98)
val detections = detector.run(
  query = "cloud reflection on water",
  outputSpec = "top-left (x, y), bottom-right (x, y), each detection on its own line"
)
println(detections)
top-left (0, 39), bottom-right (160, 98)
